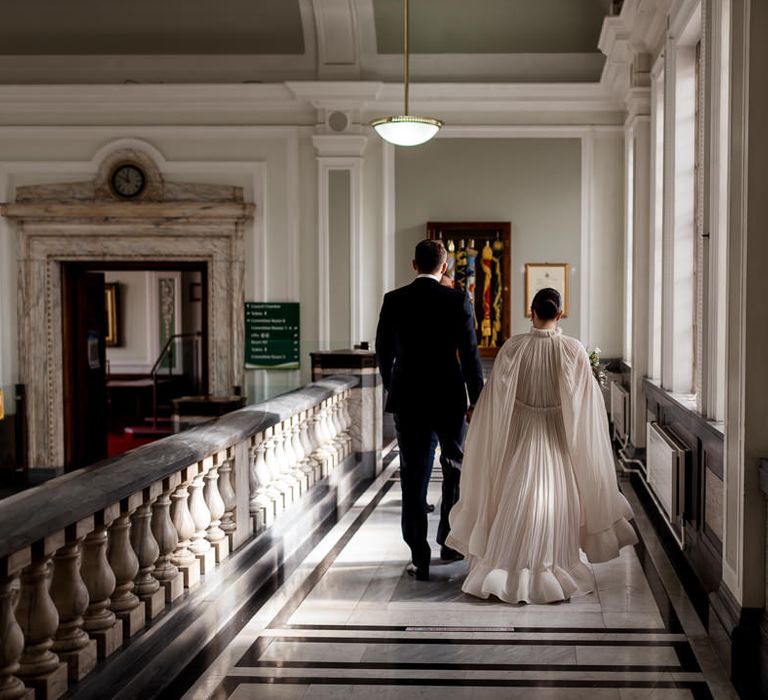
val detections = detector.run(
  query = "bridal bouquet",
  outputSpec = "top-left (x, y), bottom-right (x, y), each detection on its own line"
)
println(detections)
top-left (588, 347), bottom-right (607, 388)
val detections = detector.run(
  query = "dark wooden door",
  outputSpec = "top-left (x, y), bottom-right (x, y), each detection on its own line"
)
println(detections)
top-left (63, 268), bottom-right (108, 469)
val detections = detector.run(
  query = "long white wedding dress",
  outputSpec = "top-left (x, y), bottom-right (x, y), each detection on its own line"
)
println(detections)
top-left (446, 327), bottom-right (637, 604)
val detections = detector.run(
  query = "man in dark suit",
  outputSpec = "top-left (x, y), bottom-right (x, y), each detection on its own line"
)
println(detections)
top-left (375, 239), bottom-right (484, 581)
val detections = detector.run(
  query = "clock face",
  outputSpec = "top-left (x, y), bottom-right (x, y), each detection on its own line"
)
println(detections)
top-left (111, 164), bottom-right (146, 198)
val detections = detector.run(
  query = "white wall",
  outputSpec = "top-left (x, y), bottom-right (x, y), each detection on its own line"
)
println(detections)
top-left (588, 132), bottom-right (625, 357)
top-left (395, 136), bottom-right (622, 350)
top-left (104, 270), bottom-right (153, 373)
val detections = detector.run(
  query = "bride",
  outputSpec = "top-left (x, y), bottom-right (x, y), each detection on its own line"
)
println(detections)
top-left (446, 287), bottom-right (637, 604)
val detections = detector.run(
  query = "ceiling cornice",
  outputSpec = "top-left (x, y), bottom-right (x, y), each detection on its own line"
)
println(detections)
top-left (598, 0), bottom-right (672, 101)
top-left (0, 82), bottom-right (623, 126)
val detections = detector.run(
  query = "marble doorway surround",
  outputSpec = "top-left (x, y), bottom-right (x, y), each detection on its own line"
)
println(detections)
top-left (0, 148), bottom-right (253, 468)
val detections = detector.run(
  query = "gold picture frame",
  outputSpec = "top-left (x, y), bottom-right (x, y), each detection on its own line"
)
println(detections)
top-left (524, 263), bottom-right (569, 318)
top-left (104, 282), bottom-right (120, 347)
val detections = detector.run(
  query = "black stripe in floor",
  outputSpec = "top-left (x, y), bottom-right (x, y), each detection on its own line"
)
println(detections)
top-left (238, 636), bottom-right (700, 673)
top-left (246, 660), bottom-right (685, 673)
top-left (281, 623), bottom-right (677, 635)
top-left (220, 676), bottom-right (714, 699)
top-left (208, 469), bottom-right (713, 698)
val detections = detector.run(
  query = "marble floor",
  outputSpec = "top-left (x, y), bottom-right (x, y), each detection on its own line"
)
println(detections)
top-left (182, 457), bottom-right (738, 700)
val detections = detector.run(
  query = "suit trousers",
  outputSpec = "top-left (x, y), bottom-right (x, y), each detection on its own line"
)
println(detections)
top-left (394, 410), bottom-right (466, 569)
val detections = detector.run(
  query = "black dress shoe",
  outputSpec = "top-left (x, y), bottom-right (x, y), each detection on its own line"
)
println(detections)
top-left (440, 545), bottom-right (464, 562)
top-left (406, 563), bottom-right (430, 581)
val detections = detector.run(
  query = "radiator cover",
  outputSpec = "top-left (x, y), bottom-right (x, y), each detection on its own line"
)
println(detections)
top-left (645, 421), bottom-right (687, 525)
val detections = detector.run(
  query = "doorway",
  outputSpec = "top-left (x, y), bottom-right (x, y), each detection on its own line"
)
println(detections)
top-left (62, 261), bottom-right (209, 470)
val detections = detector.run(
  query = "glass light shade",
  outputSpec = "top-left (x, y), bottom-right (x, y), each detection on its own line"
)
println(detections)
top-left (370, 115), bottom-right (442, 146)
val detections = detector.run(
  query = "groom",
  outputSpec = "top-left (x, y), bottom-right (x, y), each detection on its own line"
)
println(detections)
top-left (375, 239), bottom-right (484, 581)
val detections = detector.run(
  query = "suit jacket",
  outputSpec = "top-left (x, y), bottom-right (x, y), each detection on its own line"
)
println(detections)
top-left (375, 277), bottom-right (484, 417)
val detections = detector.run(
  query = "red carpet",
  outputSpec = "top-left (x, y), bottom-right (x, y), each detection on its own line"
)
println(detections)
top-left (107, 432), bottom-right (161, 458)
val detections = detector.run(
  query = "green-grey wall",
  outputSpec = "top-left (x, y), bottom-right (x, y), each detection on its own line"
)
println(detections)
top-left (329, 169), bottom-right (352, 350)
top-left (395, 138), bottom-right (581, 339)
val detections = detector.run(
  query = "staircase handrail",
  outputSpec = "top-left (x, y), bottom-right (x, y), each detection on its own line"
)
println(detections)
top-left (149, 331), bottom-right (202, 427)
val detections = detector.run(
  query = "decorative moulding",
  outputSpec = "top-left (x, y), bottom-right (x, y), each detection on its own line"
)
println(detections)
top-left (9, 147), bottom-right (248, 209)
top-left (311, 135), bottom-right (368, 157)
top-left (598, 0), bottom-right (673, 100)
top-left (625, 86), bottom-right (652, 121)
top-left (5, 147), bottom-right (252, 467)
top-left (0, 81), bottom-right (624, 126)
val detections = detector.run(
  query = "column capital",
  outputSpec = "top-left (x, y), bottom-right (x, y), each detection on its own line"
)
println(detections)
top-left (625, 86), bottom-right (652, 124)
top-left (312, 134), bottom-right (368, 158)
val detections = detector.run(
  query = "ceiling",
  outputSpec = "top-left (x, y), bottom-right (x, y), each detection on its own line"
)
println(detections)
top-left (0, 0), bottom-right (612, 84)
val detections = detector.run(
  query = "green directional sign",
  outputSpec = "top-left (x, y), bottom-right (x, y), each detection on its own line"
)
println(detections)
top-left (244, 302), bottom-right (300, 369)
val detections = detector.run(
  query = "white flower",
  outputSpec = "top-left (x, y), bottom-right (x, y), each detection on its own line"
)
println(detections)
top-left (594, 347), bottom-right (601, 354)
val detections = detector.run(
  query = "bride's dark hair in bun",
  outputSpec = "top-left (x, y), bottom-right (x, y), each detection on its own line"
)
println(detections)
top-left (531, 287), bottom-right (562, 321)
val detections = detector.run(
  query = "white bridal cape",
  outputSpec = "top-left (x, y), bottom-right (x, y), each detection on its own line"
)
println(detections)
top-left (446, 327), bottom-right (637, 604)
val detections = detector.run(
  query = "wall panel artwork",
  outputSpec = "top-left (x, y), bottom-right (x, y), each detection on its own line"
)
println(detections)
top-left (427, 222), bottom-right (510, 358)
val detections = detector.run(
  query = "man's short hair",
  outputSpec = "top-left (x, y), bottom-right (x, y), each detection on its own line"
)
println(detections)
top-left (414, 239), bottom-right (447, 274)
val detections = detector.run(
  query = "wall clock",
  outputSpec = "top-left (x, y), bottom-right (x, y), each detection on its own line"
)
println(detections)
top-left (110, 163), bottom-right (146, 199)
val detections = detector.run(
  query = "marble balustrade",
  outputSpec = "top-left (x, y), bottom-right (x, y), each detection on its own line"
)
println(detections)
top-left (0, 376), bottom-right (358, 700)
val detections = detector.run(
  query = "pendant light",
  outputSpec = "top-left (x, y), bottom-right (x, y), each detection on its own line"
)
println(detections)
top-left (370, 0), bottom-right (443, 146)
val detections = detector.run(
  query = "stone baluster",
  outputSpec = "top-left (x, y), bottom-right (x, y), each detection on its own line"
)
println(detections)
top-left (311, 405), bottom-right (328, 481)
top-left (151, 473), bottom-right (183, 604)
top-left (311, 405), bottom-right (332, 479)
top-left (170, 468), bottom-right (201, 589)
top-left (250, 435), bottom-right (276, 530)
top-left (51, 518), bottom-right (97, 682)
top-left (299, 409), bottom-right (319, 487)
top-left (188, 461), bottom-right (215, 576)
top-left (272, 423), bottom-right (287, 478)
top-left (318, 401), bottom-right (337, 474)
top-left (15, 535), bottom-right (68, 700)
top-left (0, 549), bottom-right (31, 700)
top-left (108, 495), bottom-right (145, 638)
top-left (290, 415), bottom-right (310, 492)
top-left (218, 450), bottom-right (237, 549)
top-left (333, 396), bottom-right (348, 460)
top-left (279, 420), bottom-right (301, 502)
top-left (204, 454), bottom-right (229, 563)
top-left (341, 391), bottom-right (354, 457)
top-left (330, 394), bottom-right (347, 463)
top-left (81, 505), bottom-right (122, 659)
top-left (272, 423), bottom-right (295, 506)
top-left (263, 429), bottom-right (286, 514)
top-left (130, 484), bottom-right (166, 622)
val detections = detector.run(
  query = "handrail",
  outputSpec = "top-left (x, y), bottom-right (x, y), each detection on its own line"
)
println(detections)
top-left (0, 372), bottom-right (368, 700)
top-left (0, 375), bottom-right (357, 561)
top-left (149, 332), bottom-right (201, 379)
top-left (149, 331), bottom-right (202, 428)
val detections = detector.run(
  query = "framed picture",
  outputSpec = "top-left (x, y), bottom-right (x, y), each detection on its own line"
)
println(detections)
top-left (524, 263), bottom-right (569, 318)
top-left (104, 282), bottom-right (120, 346)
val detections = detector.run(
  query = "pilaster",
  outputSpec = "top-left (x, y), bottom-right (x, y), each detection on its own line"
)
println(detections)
top-left (716, 0), bottom-right (768, 695)
top-left (626, 84), bottom-right (651, 449)
top-left (312, 132), bottom-right (368, 350)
